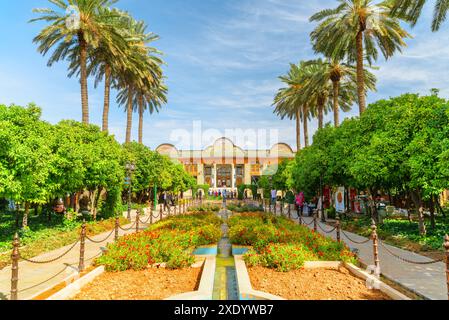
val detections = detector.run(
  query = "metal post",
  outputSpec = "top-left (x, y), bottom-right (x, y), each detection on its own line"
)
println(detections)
top-left (136, 210), bottom-right (140, 233)
top-left (372, 221), bottom-right (380, 270)
top-left (114, 215), bottom-right (119, 241)
top-left (281, 201), bottom-right (284, 216)
top-left (288, 204), bottom-right (291, 219)
top-left (160, 205), bottom-right (163, 221)
top-left (10, 233), bottom-right (19, 300)
top-left (336, 218), bottom-right (341, 243)
top-left (127, 172), bottom-right (132, 221)
top-left (313, 212), bottom-right (318, 232)
top-left (444, 235), bottom-right (449, 300)
top-left (79, 221), bottom-right (86, 272)
top-left (150, 208), bottom-right (153, 225)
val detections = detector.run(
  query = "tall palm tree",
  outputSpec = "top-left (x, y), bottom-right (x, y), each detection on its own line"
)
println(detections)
top-left (391, 0), bottom-right (449, 31)
top-left (273, 63), bottom-right (305, 151)
top-left (136, 81), bottom-right (168, 144)
top-left (31, 0), bottom-right (122, 124)
top-left (310, 0), bottom-right (411, 115)
top-left (116, 19), bottom-right (164, 143)
top-left (305, 59), bottom-right (377, 127)
top-left (67, 8), bottom-right (132, 132)
top-left (301, 60), bottom-right (333, 130)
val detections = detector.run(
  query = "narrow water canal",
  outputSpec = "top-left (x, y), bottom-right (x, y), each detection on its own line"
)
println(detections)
top-left (212, 209), bottom-right (240, 300)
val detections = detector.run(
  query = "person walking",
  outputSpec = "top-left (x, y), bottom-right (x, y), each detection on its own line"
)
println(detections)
top-left (271, 189), bottom-right (277, 205)
top-left (295, 191), bottom-right (305, 218)
top-left (163, 192), bottom-right (169, 211)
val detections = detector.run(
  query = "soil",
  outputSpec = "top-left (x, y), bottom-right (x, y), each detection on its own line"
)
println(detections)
top-left (72, 267), bottom-right (202, 300)
top-left (248, 266), bottom-right (391, 300)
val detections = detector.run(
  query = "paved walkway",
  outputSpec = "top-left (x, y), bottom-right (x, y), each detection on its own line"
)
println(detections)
top-left (289, 212), bottom-right (447, 300)
top-left (0, 208), bottom-right (167, 300)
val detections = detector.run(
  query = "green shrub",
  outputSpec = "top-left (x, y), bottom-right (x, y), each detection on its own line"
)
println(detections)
top-left (230, 213), bottom-right (357, 271)
top-left (96, 213), bottom-right (222, 272)
top-left (244, 243), bottom-right (317, 272)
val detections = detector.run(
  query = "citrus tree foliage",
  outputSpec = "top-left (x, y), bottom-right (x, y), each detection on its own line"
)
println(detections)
top-left (0, 104), bottom-right (55, 226)
top-left (123, 142), bottom-right (196, 197)
top-left (289, 94), bottom-right (449, 206)
top-left (0, 105), bottom-right (196, 225)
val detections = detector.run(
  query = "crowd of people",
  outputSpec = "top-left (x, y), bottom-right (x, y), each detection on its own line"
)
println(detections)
top-left (207, 189), bottom-right (238, 199)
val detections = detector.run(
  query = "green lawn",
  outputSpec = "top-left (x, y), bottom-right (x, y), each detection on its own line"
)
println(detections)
top-left (341, 215), bottom-right (449, 252)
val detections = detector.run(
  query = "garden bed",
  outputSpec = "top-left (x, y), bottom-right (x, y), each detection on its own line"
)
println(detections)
top-left (247, 265), bottom-right (390, 300)
top-left (228, 213), bottom-right (357, 271)
top-left (72, 266), bottom-right (203, 300)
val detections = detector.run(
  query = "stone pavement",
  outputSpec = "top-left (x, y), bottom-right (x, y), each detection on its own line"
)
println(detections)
top-left (0, 208), bottom-right (166, 300)
top-left (295, 214), bottom-right (447, 300)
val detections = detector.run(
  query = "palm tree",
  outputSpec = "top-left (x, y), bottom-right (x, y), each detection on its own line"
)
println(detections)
top-left (305, 59), bottom-right (377, 127)
top-left (273, 63), bottom-right (305, 151)
top-left (31, 0), bottom-right (122, 124)
top-left (391, 0), bottom-right (449, 31)
top-left (67, 8), bottom-right (133, 132)
top-left (310, 0), bottom-right (411, 115)
top-left (136, 81), bottom-right (168, 144)
top-left (116, 19), bottom-right (164, 144)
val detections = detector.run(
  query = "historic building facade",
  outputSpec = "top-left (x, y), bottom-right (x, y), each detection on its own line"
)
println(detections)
top-left (156, 137), bottom-right (296, 192)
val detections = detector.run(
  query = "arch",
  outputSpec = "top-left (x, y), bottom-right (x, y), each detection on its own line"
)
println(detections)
top-left (270, 143), bottom-right (295, 156)
top-left (156, 144), bottom-right (179, 158)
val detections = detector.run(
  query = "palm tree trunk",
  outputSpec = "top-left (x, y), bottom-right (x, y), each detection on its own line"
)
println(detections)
top-left (318, 103), bottom-right (324, 129)
top-left (78, 32), bottom-right (89, 124)
top-left (303, 104), bottom-right (309, 148)
top-left (356, 30), bottom-right (366, 115)
top-left (333, 80), bottom-right (340, 127)
top-left (126, 86), bottom-right (133, 143)
top-left (296, 108), bottom-right (301, 152)
top-left (138, 95), bottom-right (144, 144)
top-left (102, 64), bottom-right (112, 132)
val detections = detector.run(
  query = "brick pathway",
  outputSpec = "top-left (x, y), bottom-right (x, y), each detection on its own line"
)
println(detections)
top-left (0, 208), bottom-right (168, 300)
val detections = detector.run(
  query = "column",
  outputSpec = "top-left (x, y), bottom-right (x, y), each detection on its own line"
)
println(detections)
top-left (244, 164), bottom-right (251, 185)
top-left (213, 163), bottom-right (217, 188)
top-left (197, 164), bottom-right (205, 185)
top-left (231, 164), bottom-right (235, 190)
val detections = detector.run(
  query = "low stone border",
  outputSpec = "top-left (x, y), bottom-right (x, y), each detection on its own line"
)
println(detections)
top-left (343, 263), bottom-right (410, 300)
top-left (44, 266), bottom-right (105, 300)
top-left (234, 255), bottom-right (285, 301)
top-left (165, 255), bottom-right (216, 300)
top-left (234, 256), bottom-right (410, 301)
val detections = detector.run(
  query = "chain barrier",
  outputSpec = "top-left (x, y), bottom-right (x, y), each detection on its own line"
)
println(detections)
top-left (317, 222), bottom-right (337, 234)
top-left (17, 266), bottom-right (70, 294)
top-left (21, 240), bottom-right (80, 264)
top-left (379, 240), bottom-right (445, 265)
top-left (85, 229), bottom-right (115, 244)
top-left (341, 230), bottom-right (372, 245)
top-left (118, 221), bottom-right (137, 231)
top-left (139, 214), bottom-right (152, 225)
top-left (84, 251), bottom-right (103, 263)
top-left (152, 211), bottom-right (160, 219)
top-left (302, 217), bottom-right (315, 227)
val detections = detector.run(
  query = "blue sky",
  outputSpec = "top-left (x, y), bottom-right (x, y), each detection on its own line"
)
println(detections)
top-left (1, 0), bottom-right (448, 150)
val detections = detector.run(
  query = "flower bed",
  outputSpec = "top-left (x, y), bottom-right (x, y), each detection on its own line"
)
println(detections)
top-left (248, 266), bottom-right (390, 300)
top-left (229, 213), bottom-right (356, 271)
top-left (96, 213), bottom-right (222, 271)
